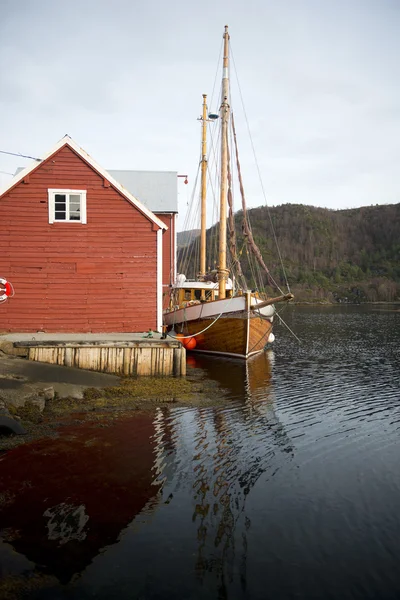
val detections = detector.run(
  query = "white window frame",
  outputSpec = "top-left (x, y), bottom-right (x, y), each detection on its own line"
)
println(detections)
top-left (48, 189), bottom-right (87, 224)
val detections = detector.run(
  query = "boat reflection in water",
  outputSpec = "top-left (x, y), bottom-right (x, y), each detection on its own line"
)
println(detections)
top-left (150, 351), bottom-right (294, 596)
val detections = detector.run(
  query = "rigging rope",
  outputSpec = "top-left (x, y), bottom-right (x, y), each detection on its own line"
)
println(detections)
top-left (275, 310), bottom-right (301, 343)
top-left (226, 126), bottom-right (245, 286)
top-left (230, 46), bottom-right (291, 294)
top-left (206, 120), bottom-right (221, 269)
top-left (179, 163), bottom-right (201, 276)
top-left (231, 112), bottom-right (283, 294)
top-left (167, 295), bottom-right (235, 339)
top-left (209, 39), bottom-right (224, 115)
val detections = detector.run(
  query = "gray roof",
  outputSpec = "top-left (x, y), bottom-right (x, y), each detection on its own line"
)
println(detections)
top-left (108, 170), bottom-right (178, 213)
top-left (14, 167), bottom-right (178, 214)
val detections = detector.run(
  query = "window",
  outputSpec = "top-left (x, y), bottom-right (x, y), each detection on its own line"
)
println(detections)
top-left (48, 189), bottom-right (87, 223)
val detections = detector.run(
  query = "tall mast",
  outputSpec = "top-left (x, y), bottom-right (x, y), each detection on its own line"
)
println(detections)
top-left (199, 94), bottom-right (208, 290)
top-left (218, 25), bottom-right (230, 299)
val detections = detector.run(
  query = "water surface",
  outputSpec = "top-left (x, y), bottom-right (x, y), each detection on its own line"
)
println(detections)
top-left (1, 305), bottom-right (399, 599)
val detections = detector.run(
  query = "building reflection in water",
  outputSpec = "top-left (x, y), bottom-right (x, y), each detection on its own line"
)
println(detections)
top-left (0, 413), bottom-right (162, 585)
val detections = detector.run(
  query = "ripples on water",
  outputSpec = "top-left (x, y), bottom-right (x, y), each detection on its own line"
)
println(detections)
top-left (0, 306), bottom-right (399, 599)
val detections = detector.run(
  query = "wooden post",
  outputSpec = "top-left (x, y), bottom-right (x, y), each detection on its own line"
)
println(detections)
top-left (250, 293), bottom-right (294, 311)
top-left (200, 94), bottom-right (208, 297)
top-left (218, 25), bottom-right (230, 300)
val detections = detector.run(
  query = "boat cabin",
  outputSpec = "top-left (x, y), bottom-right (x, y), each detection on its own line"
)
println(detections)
top-left (170, 275), bottom-right (234, 308)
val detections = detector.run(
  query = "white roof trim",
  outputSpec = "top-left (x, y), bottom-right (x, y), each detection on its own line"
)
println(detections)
top-left (0, 136), bottom-right (167, 230)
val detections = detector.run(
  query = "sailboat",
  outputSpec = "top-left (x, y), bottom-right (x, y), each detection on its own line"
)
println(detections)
top-left (163, 26), bottom-right (293, 359)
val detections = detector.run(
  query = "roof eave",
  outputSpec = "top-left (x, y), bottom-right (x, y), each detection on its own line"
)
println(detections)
top-left (0, 136), bottom-right (167, 231)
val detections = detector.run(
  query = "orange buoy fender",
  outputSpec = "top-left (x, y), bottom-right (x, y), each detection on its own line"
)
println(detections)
top-left (183, 336), bottom-right (197, 350)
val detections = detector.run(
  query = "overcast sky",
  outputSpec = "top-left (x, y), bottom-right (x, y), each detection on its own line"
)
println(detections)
top-left (1, 0), bottom-right (399, 230)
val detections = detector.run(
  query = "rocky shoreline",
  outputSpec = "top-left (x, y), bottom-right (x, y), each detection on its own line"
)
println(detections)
top-left (0, 353), bottom-right (226, 452)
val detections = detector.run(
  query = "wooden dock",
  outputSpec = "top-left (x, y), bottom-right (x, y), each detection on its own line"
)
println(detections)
top-left (1, 335), bottom-right (186, 377)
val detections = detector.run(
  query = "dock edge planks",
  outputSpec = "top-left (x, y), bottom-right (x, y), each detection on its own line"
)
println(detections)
top-left (15, 341), bottom-right (186, 377)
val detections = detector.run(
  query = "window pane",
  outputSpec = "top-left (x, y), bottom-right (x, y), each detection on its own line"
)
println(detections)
top-left (69, 194), bottom-right (81, 205)
top-left (69, 194), bottom-right (81, 221)
top-left (54, 194), bottom-right (66, 220)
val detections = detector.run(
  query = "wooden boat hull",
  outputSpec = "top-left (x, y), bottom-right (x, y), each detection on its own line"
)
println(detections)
top-left (180, 313), bottom-right (273, 359)
top-left (164, 294), bottom-right (274, 359)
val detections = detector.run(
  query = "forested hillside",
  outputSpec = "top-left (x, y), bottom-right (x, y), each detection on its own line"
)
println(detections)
top-left (177, 229), bottom-right (200, 248)
top-left (178, 203), bottom-right (400, 303)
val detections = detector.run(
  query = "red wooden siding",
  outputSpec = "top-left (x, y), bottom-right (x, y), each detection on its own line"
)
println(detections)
top-left (159, 213), bottom-right (175, 286)
top-left (157, 213), bottom-right (176, 309)
top-left (0, 145), bottom-right (159, 333)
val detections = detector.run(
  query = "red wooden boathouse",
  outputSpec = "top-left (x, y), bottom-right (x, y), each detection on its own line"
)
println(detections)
top-left (0, 136), bottom-right (176, 333)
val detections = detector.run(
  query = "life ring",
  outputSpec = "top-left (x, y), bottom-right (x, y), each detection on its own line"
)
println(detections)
top-left (0, 278), bottom-right (13, 302)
